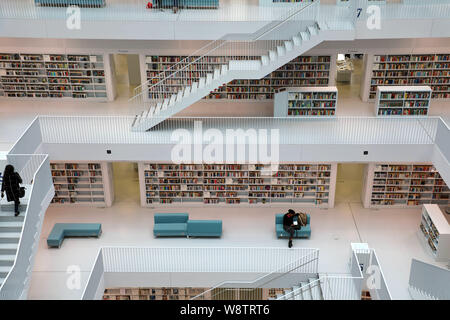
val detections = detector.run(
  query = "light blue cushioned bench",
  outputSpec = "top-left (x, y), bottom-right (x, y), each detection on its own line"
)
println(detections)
top-left (47, 223), bottom-right (102, 248)
top-left (158, 0), bottom-right (219, 9)
top-left (153, 213), bottom-right (189, 237)
top-left (187, 220), bottom-right (222, 237)
top-left (35, 0), bottom-right (106, 7)
top-left (153, 213), bottom-right (222, 238)
top-left (275, 214), bottom-right (311, 238)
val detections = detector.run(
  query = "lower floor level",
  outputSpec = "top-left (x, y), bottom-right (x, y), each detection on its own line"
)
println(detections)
top-left (29, 190), bottom-right (444, 300)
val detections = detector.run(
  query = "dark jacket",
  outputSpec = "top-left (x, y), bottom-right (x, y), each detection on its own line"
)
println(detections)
top-left (283, 213), bottom-right (299, 229)
top-left (1, 171), bottom-right (22, 202)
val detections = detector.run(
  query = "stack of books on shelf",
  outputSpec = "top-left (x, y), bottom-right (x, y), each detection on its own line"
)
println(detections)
top-left (274, 87), bottom-right (338, 117)
top-left (143, 163), bottom-right (334, 207)
top-left (50, 162), bottom-right (106, 205)
top-left (369, 164), bottom-right (450, 207)
top-left (369, 54), bottom-right (450, 100)
top-left (375, 86), bottom-right (431, 116)
top-left (0, 53), bottom-right (107, 100)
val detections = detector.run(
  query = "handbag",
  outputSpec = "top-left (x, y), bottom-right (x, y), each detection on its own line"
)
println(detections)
top-left (19, 187), bottom-right (26, 198)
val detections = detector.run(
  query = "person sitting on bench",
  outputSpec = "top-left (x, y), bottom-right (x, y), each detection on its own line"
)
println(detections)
top-left (283, 209), bottom-right (307, 248)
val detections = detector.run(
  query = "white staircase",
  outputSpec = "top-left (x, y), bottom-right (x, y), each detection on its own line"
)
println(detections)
top-left (276, 275), bottom-right (324, 300)
top-left (130, 1), bottom-right (332, 131)
top-left (0, 211), bottom-right (24, 287)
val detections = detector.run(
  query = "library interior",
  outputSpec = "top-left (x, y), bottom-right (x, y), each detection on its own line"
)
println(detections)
top-left (0, 0), bottom-right (449, 302)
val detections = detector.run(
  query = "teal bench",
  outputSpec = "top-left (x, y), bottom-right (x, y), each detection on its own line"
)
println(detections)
top-left (275, 214), bottom-right (311, 238)
top-left (153, 213), bottom-right (222, 238)
top-left (35, 0), bottom-right (106, 7)
top-left (47, 223), bottom-right (102, 248)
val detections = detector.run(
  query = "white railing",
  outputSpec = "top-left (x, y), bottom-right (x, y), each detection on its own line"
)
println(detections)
top-left (82, 249), bottom-right (105, 300)
top-left (129, 1), bottom-right (320, 116)
top-left (38, 116), bottom-right (441, 145)
top-left (0, 154), bottom-right (54, 300)
top-left (101, 246), bottom-right (318, 273)
top-left (408, 259), bottom-right (450, 300)
top-left (191, 249), bottom-right (319, 300)
top-left (81, 247), bottom-right (319, 299)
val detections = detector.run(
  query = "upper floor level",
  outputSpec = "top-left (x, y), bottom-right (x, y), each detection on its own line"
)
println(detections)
top-left (1, 0), bottom-right (450, 40)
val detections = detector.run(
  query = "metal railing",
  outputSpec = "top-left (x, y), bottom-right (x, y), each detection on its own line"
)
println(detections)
top-left (0, 154), bottom-right (54, 299)
top-left (128, 1), bottom-right (320, 117)
top-left (191, 249), bottom-right (319, 300)
top-left (408, 259), bottom-right (450, 300)
top-left (38, 115), bottom-right (441, 145)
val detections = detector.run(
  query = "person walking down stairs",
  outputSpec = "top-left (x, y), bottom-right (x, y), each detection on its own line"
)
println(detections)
top-left (1, 165), bottom-right (23, 217)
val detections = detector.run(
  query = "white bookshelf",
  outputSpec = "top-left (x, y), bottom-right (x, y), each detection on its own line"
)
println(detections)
top-left (362, 163), bottom-right (450, 208)
top-left (50, 161), bottom-right (114, 207)
top-left (143, 55), bottom-right (332, 101)
top-left (366, 53), bottom-right (450, 101)
top-left (375, 86), bottom-right (431, 116)
top-left (0, 53), bottom-right (109, 100)
top-left (138, 163), bottom-right (337, 208)
top-left (274, 86), bottom-right (337, 117)
top-left (419, 204), bottom-right (450, 262)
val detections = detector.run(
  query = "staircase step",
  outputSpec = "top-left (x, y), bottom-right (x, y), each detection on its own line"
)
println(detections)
top-left (307, 25), bottom-right (318, 36)
top-left (292, 35), bottom-right (302, 47)
top-left (213, 68), bottom-right (220, 80)
top-left (183, 86), bottom-right (191, 97)
top-left (268, 50), bottom-right (277, 61)
top-left (309, 278), bottom-right (323, 300)
top-left (162, 99), bottom-right (170, 110)
top-left (206, 73), bottom-right (213, 85)
top-left (198, 77), bottom-right (206, 88)
top-left (292, 286), bottom-right (303, 300)
top-left (0, 266), bottom-right (12, 277)
top-left (261, 55), bottom-right (269, 66)
top-left (169, 94), bottom-right (177, 106)
top-left (276, 45), bottom-right (286, 57)
top-left (0, 277), bottom-right (4, 286)
top-left (191, 82), bottom-right (199, 92)
top-left (300, 281), bottom-right (312, 300)
top-left (284, 40), bottom-right (294, 51)
top-left (0, 204), bottom-right (27, 213)
top-left (176, 90), bottom-right (183, 102)
top-left (0, 222), bottom-right (23, 233)
top-left (221, 64), bottom-right (228, 75)
top-left (0, 212), bottom-right (25, 222)
top-left (284, 289), bottom-right (293, 300)
top-left (300, 31), bottom-right (310, 41)
top-left (0, 233), bottom-right (21, 243)
top-left (0, 255), bottom-right (16, 266)
top-left (0, 243), bottom-right (18, 255)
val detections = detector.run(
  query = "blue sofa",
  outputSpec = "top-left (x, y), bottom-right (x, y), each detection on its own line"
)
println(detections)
top-left (153, 213), bottom-right (222, 237)
top-left (157, 0), bottom-right (219, 9)
top-left (275, 214), bottom-right (311, 238)
top-left (47, 223), bottom-right (102, 248)
top-left (35, 0), bottom-right (106, 7)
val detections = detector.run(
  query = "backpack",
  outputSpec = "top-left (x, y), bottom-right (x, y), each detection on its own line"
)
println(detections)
top-left (298, 212), bottom-right (308, 226)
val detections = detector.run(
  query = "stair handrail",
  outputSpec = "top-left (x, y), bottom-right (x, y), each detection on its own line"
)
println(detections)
top-left (190, 248), bottom-right (319, 300)
top-left (129, 1), bottom-right (320, 107)
top-left (276, 277), bottom-right (322, 300)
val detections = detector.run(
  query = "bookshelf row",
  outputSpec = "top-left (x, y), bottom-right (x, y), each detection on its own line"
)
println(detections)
top-left (138, 163), bottom-right (337, 207)
top-left (274, 87), bottom-right (338, 117)
top-left (103, 287), bottom-right (282, 300)
top-left (368, 53), bottom-right (450, 100)
top-left (362, 163), bottom-right (450, 208)
top-left (374, 86), bottom-right (431, 116)
top-left (50, 162), bottom-right (114, 207)
top-left (418, 204), bottom-right (450, 261)
top-left (0, 53), bottom-right (108, 100)
top-left (144, 55), bottom-right (332, 100)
